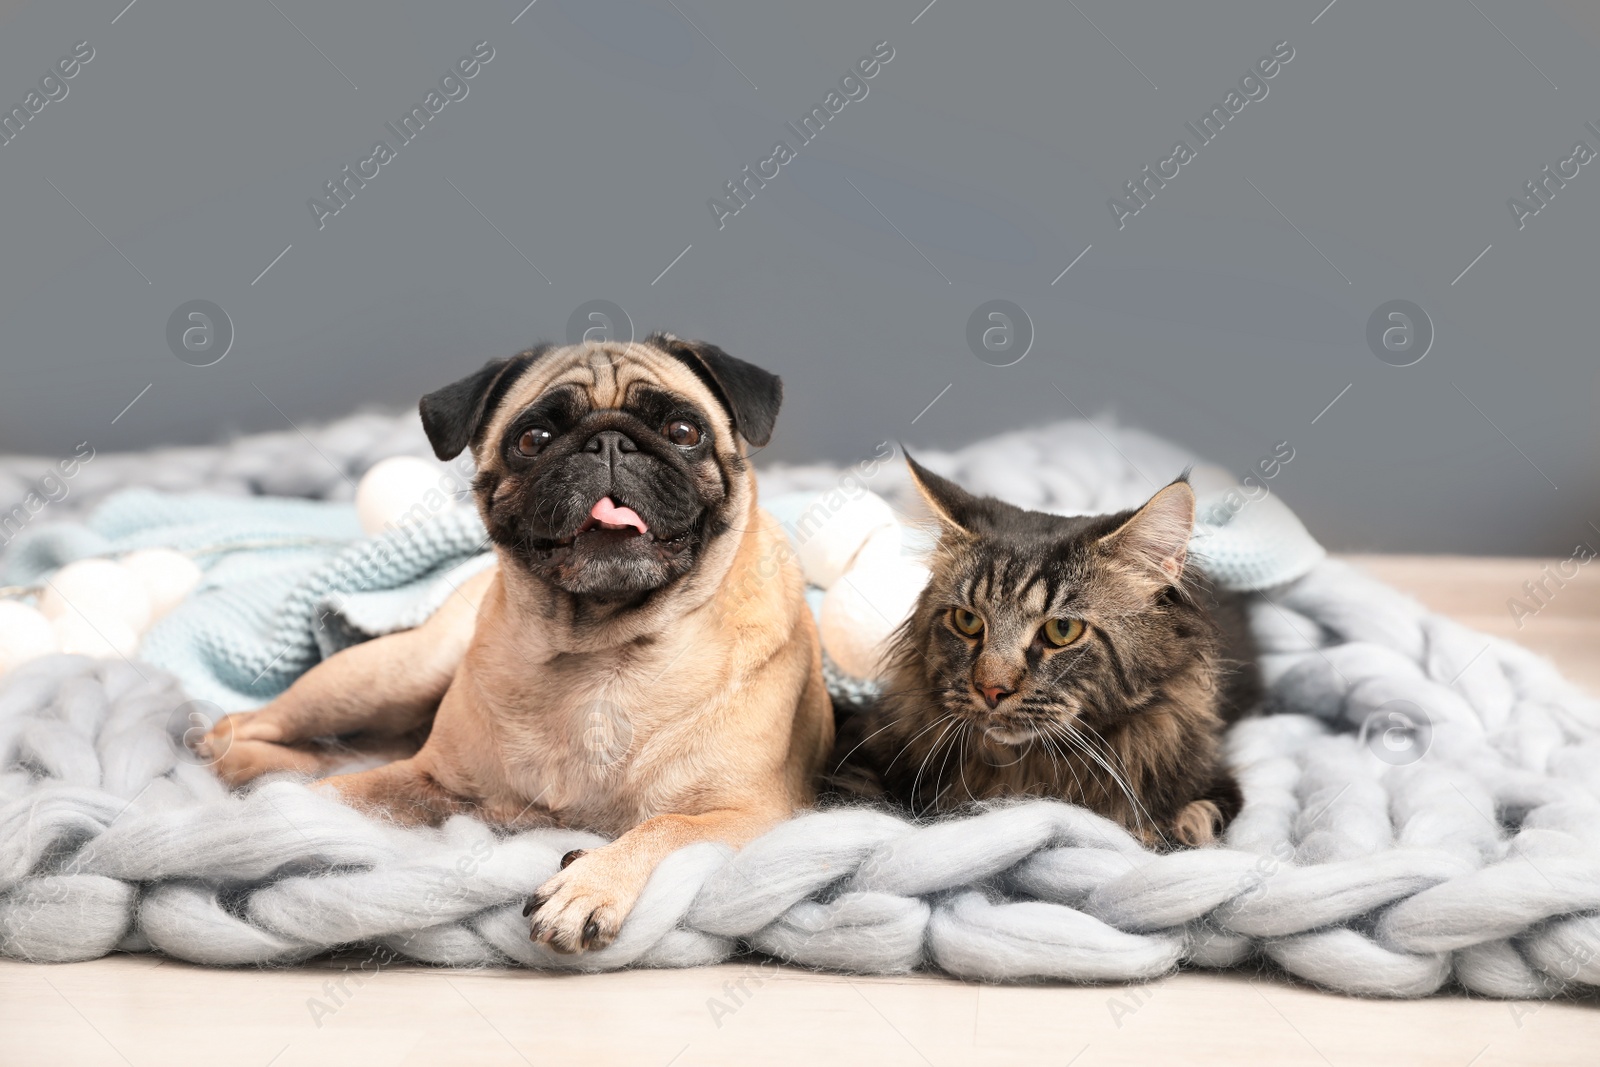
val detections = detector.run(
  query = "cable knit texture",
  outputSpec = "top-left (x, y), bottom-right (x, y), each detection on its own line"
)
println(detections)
top-left (2, 412), bottom-right (1598, 997)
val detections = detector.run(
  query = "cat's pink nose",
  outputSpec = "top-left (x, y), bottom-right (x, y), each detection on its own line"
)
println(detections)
top-left (978, 684), bottom-right (1013, 709)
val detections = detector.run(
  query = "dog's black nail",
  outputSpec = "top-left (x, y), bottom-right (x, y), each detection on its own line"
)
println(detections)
top-left (522, 893), bottom-right (546, 917)
top-left (560, 849), bottom-right (585, 870)
top-left (582, 916), bottom-right (600, 948)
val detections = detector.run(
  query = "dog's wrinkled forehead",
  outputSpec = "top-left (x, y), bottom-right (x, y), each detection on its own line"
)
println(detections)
top-left (483, 343), bottom-right (732, 456)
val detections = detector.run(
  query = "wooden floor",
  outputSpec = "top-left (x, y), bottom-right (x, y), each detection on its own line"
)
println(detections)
top-left (3, 555), bottom-right (1598, 1066)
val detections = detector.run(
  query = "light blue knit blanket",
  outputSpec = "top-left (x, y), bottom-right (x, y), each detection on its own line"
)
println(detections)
top-left (2, 490), bottom-right (494, 709)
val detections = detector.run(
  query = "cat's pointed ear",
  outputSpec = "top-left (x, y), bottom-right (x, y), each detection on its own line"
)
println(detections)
top-left (1099, 474), bottom-right (1196, 582)
top-left (904, 451), bottom-right (983, 535)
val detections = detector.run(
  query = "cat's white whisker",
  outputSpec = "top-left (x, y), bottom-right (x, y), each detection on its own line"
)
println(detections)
top-left (831, 712), bottom-right (914, 777)
top-left (1058, 720), bottom-right (1162, 842)
top-left (931, 721), bottom-right (968, 810)
top-left (883, 711), bottom-right (965, 775)
top-left (910, 716), bottom-right (961, 815)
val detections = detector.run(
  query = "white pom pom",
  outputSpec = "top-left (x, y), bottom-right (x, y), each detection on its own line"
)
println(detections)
top-left (52, 611), bottom-right (139, 660)
top-left (0, 601), bottom-right (59, 674)
top-left (794, 490), bottom-right (898, 589)
top-left (356, 456), bottom-right (454, 537)
top-left (852, 523), bottom-right (904, 573)
top-left (37, 559), bottom-right (152, 634)
top-left (819, 558), bottom-right (930, 680)
top-left (121, 548), bottom-right (202, 618)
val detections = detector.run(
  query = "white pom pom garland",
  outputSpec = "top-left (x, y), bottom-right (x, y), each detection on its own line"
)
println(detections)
top-left (51, 611), bottom-right (139, 660)
top-left (794, 490), bottom-right (898, 589)
top-left (355, 456), bottom-right (458, 537)
top-left (0, 601), bottom-right (59, 673)
top-left (37, 558), bottom-right (153, 634)
top-left (819, 557), bottom-right (930, 680)
top-left (121, 548), bottom-right (202, 619)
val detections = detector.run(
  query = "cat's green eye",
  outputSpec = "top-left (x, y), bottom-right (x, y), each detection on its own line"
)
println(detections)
top-left (1042, 617), bottom-right (1086, 647)
top-left (950, 607), bottom-right (984, 636)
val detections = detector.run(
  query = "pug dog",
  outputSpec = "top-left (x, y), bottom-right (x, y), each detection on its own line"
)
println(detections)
top-left (199, 334), bottom-right (833, 953)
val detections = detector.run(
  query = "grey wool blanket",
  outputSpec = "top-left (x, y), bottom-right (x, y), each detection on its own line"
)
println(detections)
top-left (2, 412), bottom-right (1599, 998)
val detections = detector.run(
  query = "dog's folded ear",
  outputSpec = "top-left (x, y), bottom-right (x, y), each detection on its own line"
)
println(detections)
top-left (647, 333), bottom-right (783, 448)
top-left (419, 346), bottom-right (550, 460)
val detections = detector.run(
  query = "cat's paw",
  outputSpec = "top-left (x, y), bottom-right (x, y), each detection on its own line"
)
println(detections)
top-left (1168, 799), bottom-right (1224, 848)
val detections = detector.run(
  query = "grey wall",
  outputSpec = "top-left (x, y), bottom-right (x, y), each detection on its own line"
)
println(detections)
top-left (1, 0), bottom-right (1596, 555)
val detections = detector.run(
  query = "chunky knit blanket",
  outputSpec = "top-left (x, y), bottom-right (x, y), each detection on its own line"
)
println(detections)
top-left (2, 414), bottom-right (1598, 998)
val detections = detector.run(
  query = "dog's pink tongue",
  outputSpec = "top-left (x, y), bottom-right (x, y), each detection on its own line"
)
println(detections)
top-left (590, 496), bottom-right (649, 534)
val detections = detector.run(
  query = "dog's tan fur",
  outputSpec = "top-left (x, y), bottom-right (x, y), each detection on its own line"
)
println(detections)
top-left (201, 341), bottom-right (832, 953)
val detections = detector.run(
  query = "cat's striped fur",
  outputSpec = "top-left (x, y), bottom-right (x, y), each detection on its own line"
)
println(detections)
top-left (830, 456), bottom-right (1259, 848)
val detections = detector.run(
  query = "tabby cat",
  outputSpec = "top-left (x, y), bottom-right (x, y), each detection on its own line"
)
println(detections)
top-left (829, 456), bottom-right (1260, 848)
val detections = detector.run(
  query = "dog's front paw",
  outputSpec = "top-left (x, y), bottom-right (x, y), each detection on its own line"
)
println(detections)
top-left (195, 711), bottom-right (281, 761)
top-left (523, 849), bottom-right (638, 954)
top-left (197, 712), bottom-right (333, 787)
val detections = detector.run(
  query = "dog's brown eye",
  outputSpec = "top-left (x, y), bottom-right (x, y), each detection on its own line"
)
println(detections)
top-left (1042, 618), bottom-right (1085, 647)
top-left (951, 608), bottom-right (984, 636)
top-left (664, 420), bottom-right (701, 447)
top-left (517, 428), bottom-right (552, 456)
